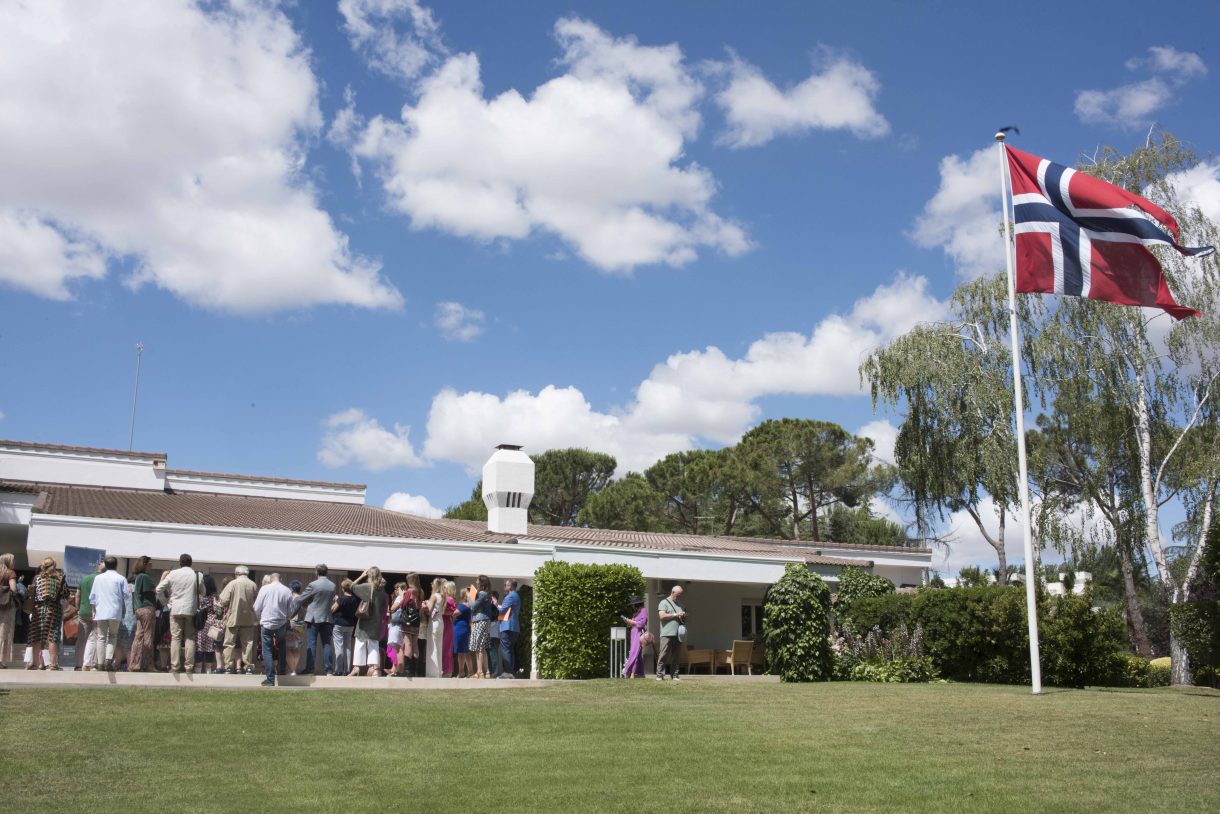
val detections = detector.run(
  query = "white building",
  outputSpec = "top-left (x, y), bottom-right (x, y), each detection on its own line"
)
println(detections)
top-left (1, 438), bottom-right (932, 674)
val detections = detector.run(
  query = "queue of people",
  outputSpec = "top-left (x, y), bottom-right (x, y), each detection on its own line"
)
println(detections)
top-left (0, 553), bottom-right (526, 685)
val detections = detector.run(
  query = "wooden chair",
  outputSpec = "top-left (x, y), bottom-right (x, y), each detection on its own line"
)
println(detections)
top-left (724, 640), bottom-right (755, 675)
top-left (682, 646), bottom-right (716, 674)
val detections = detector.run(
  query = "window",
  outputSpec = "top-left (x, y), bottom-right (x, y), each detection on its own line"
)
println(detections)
top-left (741, 602), bottom-right (764, 639)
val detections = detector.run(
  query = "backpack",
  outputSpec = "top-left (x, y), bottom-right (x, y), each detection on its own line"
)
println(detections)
top-left (0, 570), bottom-right (12, 608)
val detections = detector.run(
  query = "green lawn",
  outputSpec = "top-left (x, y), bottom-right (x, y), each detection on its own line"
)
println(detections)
top-left (2, 681), bottom-right (1217, 813)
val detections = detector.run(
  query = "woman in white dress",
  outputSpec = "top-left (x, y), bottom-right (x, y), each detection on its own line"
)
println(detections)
top-left (425, 577), bottom-right (446, 677)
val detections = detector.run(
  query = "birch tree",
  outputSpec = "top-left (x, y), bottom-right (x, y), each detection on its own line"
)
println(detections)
top-left (1025, 133), bottom-right (1219, 683)
top-left (861, 275), bottom-right (1022, 581)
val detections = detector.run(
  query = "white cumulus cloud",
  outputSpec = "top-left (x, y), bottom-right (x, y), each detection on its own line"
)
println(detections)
top-left (342, 17), bottom-right (749, 272)
top-left (911, 147), bottom-right (1005, 278)
top-left (319, 409), bottom-right (425, 471)
top-left (714, 51), bottom-right (889, 148)
top-left (384, 491), bottom-right (443, 518)
top-left (857, 419), bottom-right (899, 465)
top-left (339, 0), bottom-right (444, 84)
top-left (0, 0), bottom-right (401, 313)
top-left (1168, 160), bottom-right (1220, 224)
top-left (434, 301), bottom-right (485, 342)
top-left (417, 273), bottom-right (946, 473)
top-left (1075, 46), bottom-right (1207, 128)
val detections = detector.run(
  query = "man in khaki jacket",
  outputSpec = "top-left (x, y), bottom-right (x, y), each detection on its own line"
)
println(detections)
top-left (218, 565), bottom-right (259, 675)
top-left (156, 553), bottom-right (203, 674)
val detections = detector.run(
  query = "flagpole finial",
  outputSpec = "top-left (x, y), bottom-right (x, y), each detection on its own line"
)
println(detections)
top-left (995, 131), bottom-right (1006, 142)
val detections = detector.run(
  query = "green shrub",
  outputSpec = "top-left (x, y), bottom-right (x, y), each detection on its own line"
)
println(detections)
top-left (833, 620), bottom-right (938, 683)
top-left (849, 657), bottom-right (937, 683)
top-left (911, 587), bottom-right (1031, 683)
top-left (837, 592), bottom-right (913, 632)
top-left (1040, 594), bottom-right (1128, 688)
top-left (1122, 655), bottom-right (1151, 688)
top-left (1148, 656), bottom-right (1172, 687)
top-left (532, 561), bottom-right (645, 679)
top-left (839, 585), bottom-right (1135, 687)
top-left (762, 563), bottom-right (833, 682)
top-left (835, 567), bottom-right (895, 610)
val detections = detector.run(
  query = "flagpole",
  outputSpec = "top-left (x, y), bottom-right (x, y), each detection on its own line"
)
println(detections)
top-left (996, 131), bottom-right (1042, 694)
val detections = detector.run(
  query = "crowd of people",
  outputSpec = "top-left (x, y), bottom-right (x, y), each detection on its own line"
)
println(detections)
top-left (0, 553), bottom-right (526, 687)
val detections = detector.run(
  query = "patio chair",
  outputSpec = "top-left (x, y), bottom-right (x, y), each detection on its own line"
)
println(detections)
top-left (724, 640), bottom-right (755, 675)
top-left (682, 647), bottom-right (716, 674)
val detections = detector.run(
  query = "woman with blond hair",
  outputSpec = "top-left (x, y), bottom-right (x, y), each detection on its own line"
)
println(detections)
top-left (442, 580), bottom-right (458, 677)
top-left (350, 567), bottom-right (386, 676)
top-left (424, 577), bottom-right (446, 677)
top-left (29, 557), bottom-right (68, 670)
top-left (0, 553), bottom-right (18, 667)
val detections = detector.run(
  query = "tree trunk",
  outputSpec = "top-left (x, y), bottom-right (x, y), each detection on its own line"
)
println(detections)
top-left (1171, 638), bottom-right (1192, 686)
top-left (790, 487), bottom-right (801, 541)
top-left (810, 505), bottom-right (821, 542)
top-left (993, 505), bottom-right (1008, 586)
top-left (1116, 533), bottom-right (1152, 658)
top-left (1135, 374), bottom-right (1186, 681)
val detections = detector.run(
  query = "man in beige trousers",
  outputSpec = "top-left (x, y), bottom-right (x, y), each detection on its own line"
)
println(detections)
top-left (155, 553), bottom-right (202, 674)
top-left (218, 565), bottom-right (259, 674)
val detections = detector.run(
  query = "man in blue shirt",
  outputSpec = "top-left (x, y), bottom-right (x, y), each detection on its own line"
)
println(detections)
top-left (498, 579), bottom-right (521, 679)
top-left (90, 557), bottom-right (128, 671)
top-left (253, 573), bottom-right (294, 687)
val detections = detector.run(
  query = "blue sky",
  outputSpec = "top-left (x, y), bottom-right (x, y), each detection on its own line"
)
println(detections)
top-left (2, 1), bottom-right (1217, 573)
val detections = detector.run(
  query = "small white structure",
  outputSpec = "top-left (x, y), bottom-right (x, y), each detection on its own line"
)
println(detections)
top-left (482, 444), bottom-right (535, 536)
top-left (1, 438), bottom-right (933, 674)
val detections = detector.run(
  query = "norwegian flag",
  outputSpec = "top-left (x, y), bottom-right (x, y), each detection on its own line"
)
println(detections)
top-left (1006, 145), bottom-right (1213, 320)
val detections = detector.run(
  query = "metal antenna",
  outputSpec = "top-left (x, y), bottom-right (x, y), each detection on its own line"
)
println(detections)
top-left (128, 343), bottom-right (144, 451)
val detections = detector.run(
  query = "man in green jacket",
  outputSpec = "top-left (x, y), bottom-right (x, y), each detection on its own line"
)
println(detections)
top-left (656, 585), bottom-right (686, 682)
top-left (73, 561), bottom-right (104, 671)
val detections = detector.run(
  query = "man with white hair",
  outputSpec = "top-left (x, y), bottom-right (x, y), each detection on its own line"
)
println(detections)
top-left (89, 556), bottom-right (128, 672)
top-left (253, 572), bottom-right (294, 687)
top-left (656, 585), bottom-right (687, 682)
top-left (217, 565), bottom-right (258, 675)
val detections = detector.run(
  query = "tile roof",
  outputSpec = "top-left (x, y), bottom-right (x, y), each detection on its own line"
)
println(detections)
top-left (166, 469), bottom-right (366, 491)
top-left (2, 479), bottom-right (927, 561)
top-left (0, 439), bottom-right (165, 461)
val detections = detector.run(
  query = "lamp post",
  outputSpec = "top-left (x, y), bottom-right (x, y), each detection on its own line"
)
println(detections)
top-left (128, 343), bottom-right (144, 451)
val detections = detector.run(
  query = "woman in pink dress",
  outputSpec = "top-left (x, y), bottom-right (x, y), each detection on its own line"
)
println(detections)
top-left (620, 596), bottom-right (648, 678)
top-left (442, 580), bottom-right (457, 677)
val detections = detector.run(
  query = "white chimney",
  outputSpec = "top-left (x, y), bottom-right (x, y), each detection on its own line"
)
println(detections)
top-left (483, 444), bottom-right (534, 535)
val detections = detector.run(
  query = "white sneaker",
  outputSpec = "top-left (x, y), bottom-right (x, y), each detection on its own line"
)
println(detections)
top-left (655, 675), bottom-right (663, 681)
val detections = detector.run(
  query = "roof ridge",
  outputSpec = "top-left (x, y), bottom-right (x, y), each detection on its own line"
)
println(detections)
top-left (166, 468), bottom-right (366, 490)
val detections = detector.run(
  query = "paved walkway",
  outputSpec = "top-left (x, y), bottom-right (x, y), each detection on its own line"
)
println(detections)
top-left (0, 666), bottom-right (777, 690)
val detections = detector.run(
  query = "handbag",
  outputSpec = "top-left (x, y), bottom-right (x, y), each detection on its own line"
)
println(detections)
top-left (355, 589), bottom-right (372, 620)
top-left (402, 602), bottom-right (420, 627)
top-left (207, 622), bottom-right (225, 643)
top-left (677, 624), bottom-right (688, 643)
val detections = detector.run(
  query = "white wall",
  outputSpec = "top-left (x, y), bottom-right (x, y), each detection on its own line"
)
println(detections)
top-left (0, 445), bottom-right (164, 490)
top-left (27, 515), bottom-right (555, 580)
top-left (166, 472), bottom-right (365, 504)
top-left (644, 579), bottom-right (769, 651)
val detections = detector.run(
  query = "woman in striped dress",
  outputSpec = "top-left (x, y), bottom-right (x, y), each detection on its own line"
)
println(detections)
top-left (29, 557), bottom-right (68, 670)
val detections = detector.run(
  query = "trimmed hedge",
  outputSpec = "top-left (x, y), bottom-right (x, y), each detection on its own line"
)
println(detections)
top-left (835, 586), bottom-right (1127, 687)
top-left (763, 563), bottom-right (833, 682)
top-left (533, 561), bottom-right (645, 680)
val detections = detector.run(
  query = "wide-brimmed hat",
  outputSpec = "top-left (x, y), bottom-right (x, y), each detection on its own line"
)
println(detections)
top-left (627, 595), bottom-right (644, 606)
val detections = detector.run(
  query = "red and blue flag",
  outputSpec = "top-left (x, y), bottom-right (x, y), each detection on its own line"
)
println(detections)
top-left (1006, 145), bottom-right (1213, 320)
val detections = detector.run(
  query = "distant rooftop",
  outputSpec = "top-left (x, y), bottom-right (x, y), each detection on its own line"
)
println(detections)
top-left (0, 438), bottom-right (165, 461)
